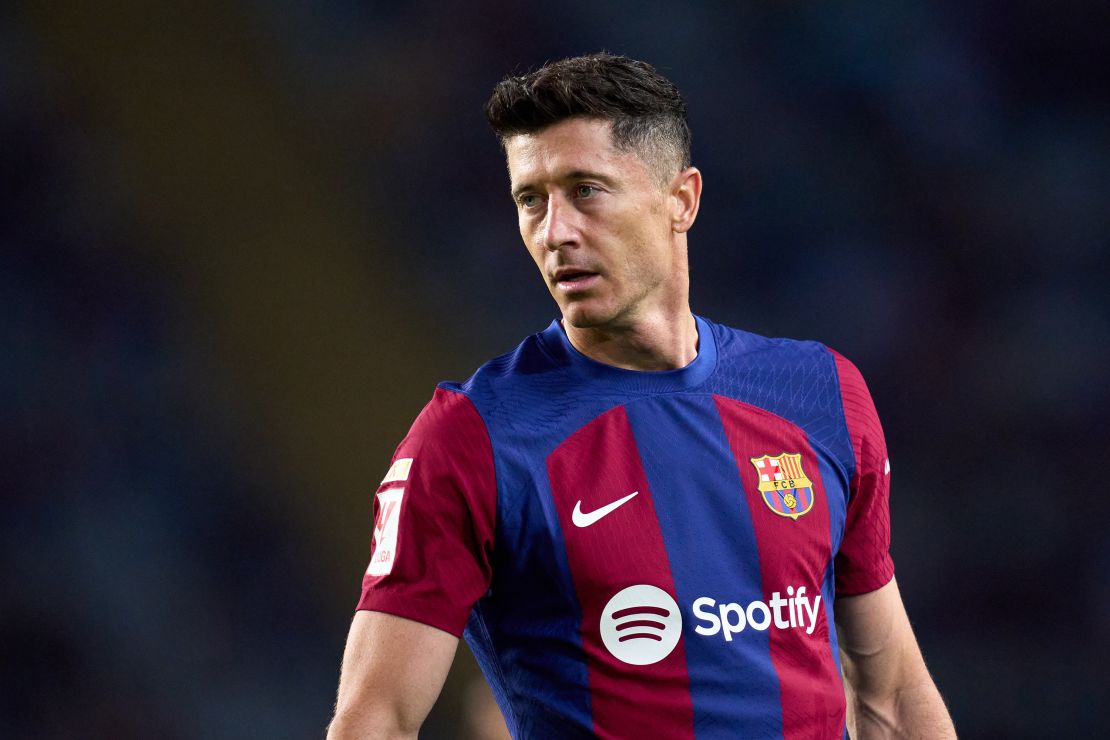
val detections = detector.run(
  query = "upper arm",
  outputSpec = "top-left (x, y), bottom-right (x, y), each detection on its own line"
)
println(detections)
top-left (836, 578), bottom-right (956, 738)
top-left (831, 350), bottom-right (895, 596)
top-left (329, 610), bottom-right (459, 738)
top-left (356, 388), bottom-right (497, 636)
top-left (830, 355), bottom-right (955, 736)
top-left (835, 577), bottom-right (925, 698)
top-left (330, 389), bottom-right (497, 736)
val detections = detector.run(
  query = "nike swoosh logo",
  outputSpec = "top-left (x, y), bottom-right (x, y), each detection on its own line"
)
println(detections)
top-left (572, 491), bottom-right (640, 527)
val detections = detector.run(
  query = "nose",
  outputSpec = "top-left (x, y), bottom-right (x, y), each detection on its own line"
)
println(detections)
top-left (541, 194), bottom-right (576, 251)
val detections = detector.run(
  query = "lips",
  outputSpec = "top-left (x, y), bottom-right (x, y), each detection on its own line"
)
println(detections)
top-left (553, 267), bottom-right (600, 293)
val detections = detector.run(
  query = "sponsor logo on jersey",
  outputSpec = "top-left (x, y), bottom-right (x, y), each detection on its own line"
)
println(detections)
top-left (693, 586), bottom-right (822, 639)
top-left (599, 583), bottom-right (822, 663)
top-left (572, 490), bottom-right (639, 527)
top-left (600, 585), bottom-right (683, 665)
top-left (749, 452), bottom-right (815, 520)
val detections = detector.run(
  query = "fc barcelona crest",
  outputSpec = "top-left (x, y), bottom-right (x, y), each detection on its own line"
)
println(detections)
top-left (749, 453), bottom-right (815, 521)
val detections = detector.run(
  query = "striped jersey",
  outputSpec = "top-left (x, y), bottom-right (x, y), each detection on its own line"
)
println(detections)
top-left (357, 315), bottom-right (894, 739)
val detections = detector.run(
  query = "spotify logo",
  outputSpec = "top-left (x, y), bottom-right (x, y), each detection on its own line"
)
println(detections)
top-left (600, 584), bottom-right (682, 665)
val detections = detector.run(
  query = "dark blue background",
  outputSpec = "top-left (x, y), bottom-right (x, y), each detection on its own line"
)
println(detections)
top-left (3, 2), bottom-right (1107, 737)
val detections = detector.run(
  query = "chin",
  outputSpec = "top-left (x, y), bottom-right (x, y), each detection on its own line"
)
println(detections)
top-left (560, 302), bottom-right (621, 330)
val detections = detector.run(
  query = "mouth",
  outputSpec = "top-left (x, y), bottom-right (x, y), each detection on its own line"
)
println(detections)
top-left (552, 268), bottom-right (601, 293)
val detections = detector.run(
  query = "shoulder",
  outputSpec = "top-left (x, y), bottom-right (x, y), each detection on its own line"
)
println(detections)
top-left (397, 387), bottom-right (491, 461)
top-left (704, 317), bottom-right (883, 395)
top-left (444, 325), bottom-right (562, 394)
top-left (390, 387), bottom-right (497, 507)
top-left (437, 323), bottom-right (573, 424)
top-left (700, 316), bottom-right (866, 470)
top-left (824, 347), bottom-right (872, 397)
top-left (823, 347), bottom-right (887, 472)
top-left (702, 316), bottom-right (841, 393)
top-left (705, 316), bottom-right (834, 366)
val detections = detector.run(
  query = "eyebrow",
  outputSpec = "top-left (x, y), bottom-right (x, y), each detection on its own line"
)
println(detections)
top-left (511, 169), bottom-right (618, 200)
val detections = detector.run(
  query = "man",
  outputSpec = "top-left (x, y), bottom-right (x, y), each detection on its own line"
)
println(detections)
top-left (328, 53), bottom-right (955, 739)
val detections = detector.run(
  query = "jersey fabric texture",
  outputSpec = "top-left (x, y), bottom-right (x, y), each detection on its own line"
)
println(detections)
top-left (357, 316), bottom-right (894, 740)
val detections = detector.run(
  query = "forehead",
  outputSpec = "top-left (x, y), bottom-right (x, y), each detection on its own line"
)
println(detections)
top-left (505, 118), bottom-right (647, 189)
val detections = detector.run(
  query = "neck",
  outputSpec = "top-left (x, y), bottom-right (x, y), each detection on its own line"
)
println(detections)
top-left (563, 308), bottom-right (699, 371)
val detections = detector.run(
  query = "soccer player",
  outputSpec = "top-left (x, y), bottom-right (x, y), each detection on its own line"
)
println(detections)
top-left (327, 53), bottom-right (955, 739)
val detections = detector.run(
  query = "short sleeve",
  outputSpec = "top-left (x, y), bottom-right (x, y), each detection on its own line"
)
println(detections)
top-left (356, 388), bottom-right (497, 637)
top-left (831, 351), bottom-right (895, 596)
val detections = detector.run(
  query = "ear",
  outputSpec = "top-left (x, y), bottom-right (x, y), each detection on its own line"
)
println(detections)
top-left (669, 167), bottom-right (702, 234)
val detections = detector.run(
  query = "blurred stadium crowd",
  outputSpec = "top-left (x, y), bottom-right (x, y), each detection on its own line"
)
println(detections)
top-left (2, 2), bottom-right (1107, 737)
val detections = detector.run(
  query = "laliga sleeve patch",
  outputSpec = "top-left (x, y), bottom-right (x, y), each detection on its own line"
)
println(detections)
top-left (382, 457), bottom-right (413, 484)
top-left (367, 486), bottom-right (405, 576)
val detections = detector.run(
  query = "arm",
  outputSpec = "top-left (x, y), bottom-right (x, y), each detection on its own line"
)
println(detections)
top-left (836, 578), bottom-right (955, 739)
top-left (332, 390), bottom-right (496, 737)
top-left (327, 610), bottom-right (459, 739)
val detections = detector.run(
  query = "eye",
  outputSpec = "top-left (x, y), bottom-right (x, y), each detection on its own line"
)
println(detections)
top-left (575, 184), bottom-right (598, 199)
top-left (518, 193), bottom-right (542, 209)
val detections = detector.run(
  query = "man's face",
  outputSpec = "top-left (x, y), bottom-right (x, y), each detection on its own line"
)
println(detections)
top-left (505, 118), bottom-right (683, 331)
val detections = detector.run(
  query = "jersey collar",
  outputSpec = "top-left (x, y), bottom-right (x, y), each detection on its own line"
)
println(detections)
top-left (539, 314), bottom-right (718, 393)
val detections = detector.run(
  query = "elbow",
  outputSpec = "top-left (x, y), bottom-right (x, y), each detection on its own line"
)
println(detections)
top-left (327, 707), bottom-right (420, 740)
top-left (845, 673), bottom-right (956, 739)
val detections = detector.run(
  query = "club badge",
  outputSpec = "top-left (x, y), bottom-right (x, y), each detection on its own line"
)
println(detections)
top-left (749, 453), bottom-right (815, 521)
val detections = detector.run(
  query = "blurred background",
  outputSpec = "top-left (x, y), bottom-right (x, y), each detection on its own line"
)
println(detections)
top-left (3, 1), bottom-right (1108, 737)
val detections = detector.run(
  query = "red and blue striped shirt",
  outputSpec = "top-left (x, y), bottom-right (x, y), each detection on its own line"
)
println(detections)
top-left (358, 316), bottom-right (894, 739)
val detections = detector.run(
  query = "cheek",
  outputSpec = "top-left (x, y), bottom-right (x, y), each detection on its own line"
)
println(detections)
top-left (530, 250), bottom-right (547, 274)
top-left (622, 226), bottom-right (672, 288)
top-left (519, 224), bottom-right (541, 264)
top-left (526, 245), bottom-right (550, 282)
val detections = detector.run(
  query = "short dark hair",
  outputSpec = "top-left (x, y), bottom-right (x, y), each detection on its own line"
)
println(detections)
top-left (485, 53), bottom-right (691, 180)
